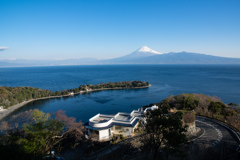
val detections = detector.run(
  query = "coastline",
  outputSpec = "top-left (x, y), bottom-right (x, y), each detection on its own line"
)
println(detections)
top-left (0, 84), bottom-right (151, 121)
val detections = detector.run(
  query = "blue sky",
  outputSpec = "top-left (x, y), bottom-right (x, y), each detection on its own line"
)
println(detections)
top-left (0, 0), bottom-right (240, 60)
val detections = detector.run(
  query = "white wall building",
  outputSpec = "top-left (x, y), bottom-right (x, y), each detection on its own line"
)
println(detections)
top-left (85, 105), bottom-right (158, 140)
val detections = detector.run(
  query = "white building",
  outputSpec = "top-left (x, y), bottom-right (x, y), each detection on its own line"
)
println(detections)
top-left (69, 92), bottom-right (74, 95)
top-left (85, 105), bottom-right (158, 140)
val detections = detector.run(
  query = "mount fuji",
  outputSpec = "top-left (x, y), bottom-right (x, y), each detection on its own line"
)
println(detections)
top-left (124, 46), bottom-right (162, 58)
top-left (103, 46), bottom-right (163, 63)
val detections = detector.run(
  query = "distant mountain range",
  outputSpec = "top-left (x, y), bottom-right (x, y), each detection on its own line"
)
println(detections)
top-left (100, 46), bottom-right (240, 64)
top-left (1, 46), bottom-right (240, 67)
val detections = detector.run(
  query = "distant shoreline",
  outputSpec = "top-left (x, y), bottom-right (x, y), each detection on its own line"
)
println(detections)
top-left (0, 85), bottom-right (151, 121)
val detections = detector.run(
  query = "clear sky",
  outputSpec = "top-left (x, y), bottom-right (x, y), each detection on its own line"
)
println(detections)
top-left (0, 0), bottom-right (240, 60)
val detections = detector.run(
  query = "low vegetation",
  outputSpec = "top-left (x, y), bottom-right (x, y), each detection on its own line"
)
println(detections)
top-left (0, 81), bottom-right (149, 108)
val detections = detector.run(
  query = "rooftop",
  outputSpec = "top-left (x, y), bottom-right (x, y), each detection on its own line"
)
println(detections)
top-left (86, 105), bottom-right (158, 130)
top-left (91, 114), bottom-right (114, 123)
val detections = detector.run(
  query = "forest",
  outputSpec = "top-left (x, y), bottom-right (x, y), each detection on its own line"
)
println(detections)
top-left (0, 86), bottom-right (53, 108)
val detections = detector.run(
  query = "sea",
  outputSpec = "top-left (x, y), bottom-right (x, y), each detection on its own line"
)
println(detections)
top-left (0, 65), bottom-right (240, 122)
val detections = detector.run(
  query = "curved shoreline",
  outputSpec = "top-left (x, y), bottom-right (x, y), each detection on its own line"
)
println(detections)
top-left (0, 85), bottom-right (151, 121)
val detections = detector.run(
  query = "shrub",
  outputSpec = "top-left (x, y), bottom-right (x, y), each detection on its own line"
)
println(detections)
top-left (183, 112), bottom-right (195, 123)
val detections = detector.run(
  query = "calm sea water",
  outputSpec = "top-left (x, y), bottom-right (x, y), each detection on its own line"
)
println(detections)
top-left (0, 65), bottom-right (239, 122)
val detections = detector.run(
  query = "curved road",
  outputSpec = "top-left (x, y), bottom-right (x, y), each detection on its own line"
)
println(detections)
top-left (80, 116), bottom-right (240, 160)
top-left (194, 116), bottom-right (239, 150)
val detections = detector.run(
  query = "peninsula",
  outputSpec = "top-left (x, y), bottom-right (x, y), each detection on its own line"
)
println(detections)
top-left (0, 81), bottom-right (150, 120)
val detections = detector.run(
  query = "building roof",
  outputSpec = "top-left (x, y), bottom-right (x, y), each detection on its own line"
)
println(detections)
top-left (85, 105), bottom-right (158, 131)
top-left (85, 119), bottom-right (139, 131)
top-left (85, 110), bottom-right (143, 130)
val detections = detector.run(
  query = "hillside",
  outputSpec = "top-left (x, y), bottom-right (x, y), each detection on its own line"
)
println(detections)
top-left (152, 93), bottom-right (240, 130)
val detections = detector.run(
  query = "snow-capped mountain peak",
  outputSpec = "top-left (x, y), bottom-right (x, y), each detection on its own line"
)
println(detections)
top-left (137, 46), bottom-right (161, 54)
top-left (109, 46), bottom-right (162, 61)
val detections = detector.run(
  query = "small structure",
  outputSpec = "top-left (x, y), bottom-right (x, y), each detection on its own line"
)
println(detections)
top-left (85, 86), bottom-right (92, 92)
top-left (0, 106), bottom-right (6, 113)
top-left (69, 92), bottom-right (74, 96)
top-left (85, 105), bottom-right (158, 141)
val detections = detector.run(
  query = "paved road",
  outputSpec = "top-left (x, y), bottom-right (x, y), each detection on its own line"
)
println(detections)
top-left (195, 116), bottom-right (239, 149)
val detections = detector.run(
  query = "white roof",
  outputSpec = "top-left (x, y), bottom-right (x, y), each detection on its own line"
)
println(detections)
top-left (88, 105), bottom-right (157, 129)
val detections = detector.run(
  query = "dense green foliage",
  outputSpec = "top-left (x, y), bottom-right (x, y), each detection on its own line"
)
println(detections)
top-left (0, 86), bottom-right (53, 108)
top-left (144, 103), bottom-right (188, 160)
top-left (76, 81), bottom-right (149, 92)
top-left (0, 109), bottom-right (85, 160)
top-left (0, 81), bottom-right (149, 108)
top-left (158, 93), bottom-right (240, 130)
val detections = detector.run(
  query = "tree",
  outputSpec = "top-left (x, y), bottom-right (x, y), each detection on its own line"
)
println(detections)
top-left (20, 110), bottom-right (64, 156)
top-left (143, 103), bottom-right (188, 160)
top-left (55, 90), bottom-right (62, 96)
top-left (0, 109), bottom-right (85, 160)
top-left (61, 89), bottom-right (68, 95)
top-left (208, 101), bottom-right (226, 116)
top-left (228, 102), bottom-right (238, 107)
top-left (183, 112), bottom-right (195, 123)
top-left (183, 96), bottom-right (199, 110)
top-left (74, 88), bottom-right (79, 93)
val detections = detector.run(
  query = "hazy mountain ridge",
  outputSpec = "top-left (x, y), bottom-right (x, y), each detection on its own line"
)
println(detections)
top-left (1, 46), bottom-right (240, 67)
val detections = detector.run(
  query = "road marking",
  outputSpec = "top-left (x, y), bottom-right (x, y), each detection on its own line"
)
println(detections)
top-left (195, 120), bottom-right (223, 146)
top-left (197, 116), bottom-right (240, 151)
top-left (191, 127), bottom-right (206, 141)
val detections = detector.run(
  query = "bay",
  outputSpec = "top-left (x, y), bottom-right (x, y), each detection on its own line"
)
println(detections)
top-left (0, 65), bottom-right (239, 122)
